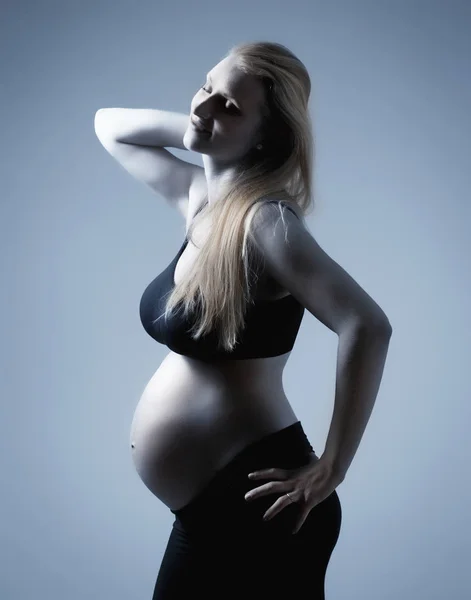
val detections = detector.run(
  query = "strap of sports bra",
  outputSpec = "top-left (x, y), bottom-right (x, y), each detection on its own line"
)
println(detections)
top-left (194, 199), bottom-right (299, 219)
top-left (265, 199), bottom-right (300, 219)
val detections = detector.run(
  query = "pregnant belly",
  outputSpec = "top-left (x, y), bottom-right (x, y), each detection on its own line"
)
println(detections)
top-left (130, 400), bottom-right (222, 510)
top-left (129, 353), bottom-right (298, 511)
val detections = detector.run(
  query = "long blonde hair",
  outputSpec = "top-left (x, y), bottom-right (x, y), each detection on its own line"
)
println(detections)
top-left (158, 41), bottom-right (316, 352)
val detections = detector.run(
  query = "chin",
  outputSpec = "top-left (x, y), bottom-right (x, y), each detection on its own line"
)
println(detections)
top-left (184, 129), bottom-right (210, 151)
top-left (182, 129), bottom-right (192, 150)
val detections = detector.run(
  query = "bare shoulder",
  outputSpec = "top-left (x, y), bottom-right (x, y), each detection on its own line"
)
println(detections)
top-left (250, 199), bottom-right (307, 243)
top-left (250, 198), bottom-right (392, 334)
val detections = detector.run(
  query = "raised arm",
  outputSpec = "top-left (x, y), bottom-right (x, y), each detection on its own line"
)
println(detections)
top-left (94, 108), bottom-right (204, 219)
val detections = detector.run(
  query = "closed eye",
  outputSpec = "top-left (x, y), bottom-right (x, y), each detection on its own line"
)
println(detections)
top-left (200, 86), bottom-right (240, 114)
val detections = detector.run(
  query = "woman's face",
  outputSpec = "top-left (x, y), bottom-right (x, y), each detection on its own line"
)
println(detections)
top-left (184, 55), bottom-right (267, 164)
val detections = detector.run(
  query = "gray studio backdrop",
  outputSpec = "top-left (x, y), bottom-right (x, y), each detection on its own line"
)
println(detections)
top-left (2, 1), bottom-right (470, 599)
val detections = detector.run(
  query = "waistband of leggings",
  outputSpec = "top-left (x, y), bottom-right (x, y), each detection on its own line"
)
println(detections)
top-left (226, 420), bottom-right (314, 469)
top-left (170, 420), bottom-right (314, 517)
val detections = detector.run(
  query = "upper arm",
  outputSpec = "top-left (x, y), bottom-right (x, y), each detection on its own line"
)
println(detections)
top-left (94, 116), bottom-right (203, 220)
top-left (250, 202), bottom-right (392, 335)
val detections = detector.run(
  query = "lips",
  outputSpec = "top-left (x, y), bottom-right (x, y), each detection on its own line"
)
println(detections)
top-left (191, 116), bottom-right (212, 134)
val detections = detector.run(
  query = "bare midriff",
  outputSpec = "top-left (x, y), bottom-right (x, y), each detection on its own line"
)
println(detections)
top-left (129, 350), bottom-right (301, 511)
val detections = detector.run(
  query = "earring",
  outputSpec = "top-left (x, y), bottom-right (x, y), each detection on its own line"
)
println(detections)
top-left (256, 144), bottom-right (263, 150)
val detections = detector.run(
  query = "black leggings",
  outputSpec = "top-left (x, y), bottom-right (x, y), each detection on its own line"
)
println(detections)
top-left (152, 421), bottom-right (342, 599)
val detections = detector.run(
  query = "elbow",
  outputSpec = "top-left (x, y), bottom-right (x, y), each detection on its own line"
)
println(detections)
top-left (94, 108), bottom-right (106, 134)
top-left (367, 317), bottom-right (393, 336)
top-left (363, 305), bottom-right (393, 335)
top-left (375, 312), bottom-right (393, 334)
top-left (349, 315), bottom-right (393, 337)
top-left (94, 108), bottom-right (114, 137)
top-left (383, 318), bottom-right (393, 334)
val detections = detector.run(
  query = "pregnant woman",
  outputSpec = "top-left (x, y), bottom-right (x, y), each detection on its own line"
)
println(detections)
top-left (94, 41), bottom-right (392, 599)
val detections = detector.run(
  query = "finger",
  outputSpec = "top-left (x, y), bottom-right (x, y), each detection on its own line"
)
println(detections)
top-left (245, 480), bottom-right (288, 501)
top-left (262, 494), bottom-right (293, 522)
top-left (248, 468), bottom-right (289, 480)
top-left (292, 505), bottom-right (314, 534)
top-left (292, 520), bottom-right (304, 535)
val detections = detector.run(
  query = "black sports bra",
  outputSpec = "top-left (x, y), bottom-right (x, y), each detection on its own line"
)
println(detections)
top-left (139, 201), bottom-right (305, 361)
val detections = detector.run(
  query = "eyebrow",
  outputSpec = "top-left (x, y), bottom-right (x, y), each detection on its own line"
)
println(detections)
top-left (206, 74), bottom-right (241, 108)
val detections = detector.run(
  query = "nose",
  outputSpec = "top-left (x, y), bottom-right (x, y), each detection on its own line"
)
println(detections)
top-left (193, 97), bottom-right (216, 127)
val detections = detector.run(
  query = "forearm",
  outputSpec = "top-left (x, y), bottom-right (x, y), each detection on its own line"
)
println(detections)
top-left (320, 321), bottom-right (392, 482)
top-left (94, 108), bottom-right (190, 150)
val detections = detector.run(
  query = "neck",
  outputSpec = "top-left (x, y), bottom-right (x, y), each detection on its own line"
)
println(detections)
top-left (201, 155), bottom-right (239, 206)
